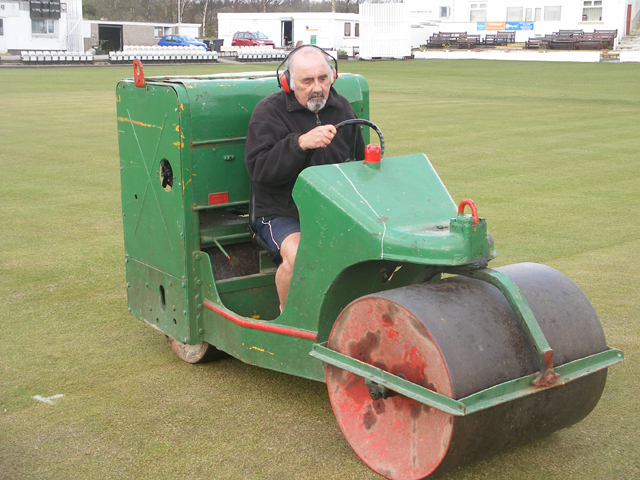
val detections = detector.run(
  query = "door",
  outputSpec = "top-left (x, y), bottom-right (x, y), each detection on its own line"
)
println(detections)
top-left (281, 20), bottom-right (293, 47)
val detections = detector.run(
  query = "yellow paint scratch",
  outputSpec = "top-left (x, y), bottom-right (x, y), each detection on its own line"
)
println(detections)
top-left (175, 125), bottom-right (180, 132)
top-left (179, 104), bottom-right (184, 111)
top-left (249, 346), bottom-right (274, 355)
top-left (117, 117), bottom-right (160, 129)
top-left (173, 141), bottom-right (184, 148)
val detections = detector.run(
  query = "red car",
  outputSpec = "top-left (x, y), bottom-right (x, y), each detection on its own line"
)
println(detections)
top-left (232, 31), bottom-right (275, 48)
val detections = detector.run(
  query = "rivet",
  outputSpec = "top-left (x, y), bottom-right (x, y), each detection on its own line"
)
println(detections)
top-left (197, 279), bottom-right (202, 285)
top-left (197, 304), bottom-right (203, 310)
top-left (127, 283), bottom-right (130, 288)
top-left (199, 328), bottom-right (204, 334)
top-left (182, 283), bottom-right (186, 288)
top-left (195, 254), bottom-right (201, 260)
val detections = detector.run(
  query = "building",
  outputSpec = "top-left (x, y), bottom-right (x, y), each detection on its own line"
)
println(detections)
top-left (0, 0), bottom-right (82, 53)
top-left (408, 0), bottom-right (638, 47)
top-left (0, 0), bottom-right (200, 54)
top-left (82, 20), bottom-right (201, 52)
top-left (217, 12), bottom-right (360, 53)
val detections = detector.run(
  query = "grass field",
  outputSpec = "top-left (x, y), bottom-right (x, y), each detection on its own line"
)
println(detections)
top-left (1, 59), bottom-right (638, 480)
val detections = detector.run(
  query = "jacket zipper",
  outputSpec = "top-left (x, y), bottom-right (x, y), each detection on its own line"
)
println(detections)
top-left (315, 113), bottom-right (321, 125)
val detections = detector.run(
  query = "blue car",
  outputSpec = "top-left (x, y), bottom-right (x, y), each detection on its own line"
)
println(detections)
top-left (158, 35), bottom-right (208, 50)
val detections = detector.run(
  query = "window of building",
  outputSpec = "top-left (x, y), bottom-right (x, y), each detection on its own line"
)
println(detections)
top-left (32, 18), bottom-right (55, 35)
top-left (470, 3), bottom-right (487, 22)
top-left (535, 8), bottom-right (542, 21)
top-left (355, 23), bottom-right (359, 37)
top-left (0, 19), bottom-right (3, 36)
top-left (154, 27), bottom-right (163, 38)
top-left (544, 6), bottom-right (562, 21)
top-left (344, 22), bottom-right (351, 36)
top-left (525, 8), bottom-right (533, 21)
top-left (440, 6), bottom-right (451, 18)
top-left (582, 1), bottom-right (602, 21)
top-left (506, 7), bottom-right (523, 21)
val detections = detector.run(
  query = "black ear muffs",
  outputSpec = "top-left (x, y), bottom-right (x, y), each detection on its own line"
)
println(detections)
top-left (277, 45), bottom-right (338, 94)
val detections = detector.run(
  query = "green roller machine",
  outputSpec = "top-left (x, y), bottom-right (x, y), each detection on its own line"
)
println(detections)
top-left (116, 63), bottom-right (623, 479)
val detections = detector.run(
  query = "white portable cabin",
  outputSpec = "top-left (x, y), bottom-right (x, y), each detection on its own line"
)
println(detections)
top-left (217, 12), bottom-right (360, 53)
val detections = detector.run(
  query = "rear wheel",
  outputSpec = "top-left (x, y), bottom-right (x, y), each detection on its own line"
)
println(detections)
top-left (166, 336), bottom-right (224, 364)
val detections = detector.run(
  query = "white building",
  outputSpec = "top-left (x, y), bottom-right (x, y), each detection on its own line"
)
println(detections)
top-left (0, 0), bottom-right (200, 54)
top-left (407, 0), bottom-right (639, 47)
top-left (217, 12), bottom-right (360, 53)
top-left (0, 0), bottom-right (82, 53)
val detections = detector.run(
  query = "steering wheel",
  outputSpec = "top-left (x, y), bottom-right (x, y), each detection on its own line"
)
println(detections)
top-left (334, 119), bottom-right (385, 162)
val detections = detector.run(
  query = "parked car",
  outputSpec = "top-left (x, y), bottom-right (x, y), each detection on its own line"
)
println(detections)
top-left (232, 31), bottom-right (275, 48)
top-left (159, 35), bottom-right (208, 50)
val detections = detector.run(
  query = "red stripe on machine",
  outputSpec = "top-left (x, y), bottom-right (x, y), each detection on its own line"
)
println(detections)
top-left (203, 300), bottom-right (318, 341)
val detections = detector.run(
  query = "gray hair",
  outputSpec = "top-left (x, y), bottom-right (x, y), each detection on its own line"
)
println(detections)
top-left (285, 47), bottom-right (334, 92)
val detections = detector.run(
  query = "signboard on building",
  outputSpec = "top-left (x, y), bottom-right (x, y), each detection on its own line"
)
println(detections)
top-left (477, 21), bottom-right (534, 31)
top-left (30, 0), bottom-right (61, 19)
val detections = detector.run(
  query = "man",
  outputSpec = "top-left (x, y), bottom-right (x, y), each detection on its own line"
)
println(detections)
top-left (245, 46), bottom-right (365, 311)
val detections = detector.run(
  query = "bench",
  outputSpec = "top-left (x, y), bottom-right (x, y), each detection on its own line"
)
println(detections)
top-left (20, 50), bottom-right (94, 64)
top-left (427, 32), bottom-right (467, 48)
top-left (109, 45), bottom-right (218, 64)
top-left (456, 35), bottom-right (482, 48)
top-left (526, 29), bottom-right (618, 51)
top-left (525, 37), bottom-right (552, 49)
top-left (234, 46), bottom-right (287, 62)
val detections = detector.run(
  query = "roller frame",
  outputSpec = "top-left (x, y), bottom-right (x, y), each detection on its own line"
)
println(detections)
top-left (312, 343), bottom-right (622, 416)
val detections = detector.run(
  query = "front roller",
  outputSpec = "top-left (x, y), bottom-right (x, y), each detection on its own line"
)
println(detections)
top-left (325, 263), bottom-right (610, 479)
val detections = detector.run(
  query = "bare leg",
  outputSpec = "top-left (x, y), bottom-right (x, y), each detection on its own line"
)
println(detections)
top-left (276, 232), bottom-right (300, 311)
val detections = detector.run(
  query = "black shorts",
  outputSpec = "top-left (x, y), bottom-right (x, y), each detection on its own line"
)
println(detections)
top-left (256, 216), bottom-right (301, 265)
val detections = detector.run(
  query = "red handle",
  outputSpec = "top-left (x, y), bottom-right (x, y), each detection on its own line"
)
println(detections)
top-left (457, 199), bottom-right (479, 225)
top-left (133, 59), bottom-right (145, 88)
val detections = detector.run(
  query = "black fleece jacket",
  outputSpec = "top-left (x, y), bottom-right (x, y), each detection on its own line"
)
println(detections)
top-left (245, 87), bottom-right (365, 220)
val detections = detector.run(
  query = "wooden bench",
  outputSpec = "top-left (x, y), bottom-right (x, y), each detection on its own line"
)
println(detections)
top-left (484, 32), bottom-right (515, 47)
top-left (525, 37), bottom-right (551, 49)
top-left (427, 32), bottom-right (467, 48)
top-left (456, 35), bottom-right (482, 48)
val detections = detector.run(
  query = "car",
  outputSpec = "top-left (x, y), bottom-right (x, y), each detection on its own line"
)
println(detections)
top-left (232, 31), bottom-right (275, 48)
top-left (158, 35), bottom-right (208, 50)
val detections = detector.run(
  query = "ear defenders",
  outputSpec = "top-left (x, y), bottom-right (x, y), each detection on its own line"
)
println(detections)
top-left (276, 44), bottom-right (338, 94)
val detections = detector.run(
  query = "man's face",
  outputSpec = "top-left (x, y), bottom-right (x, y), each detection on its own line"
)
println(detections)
top-left (291, 51), bottom-right (332, 113)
